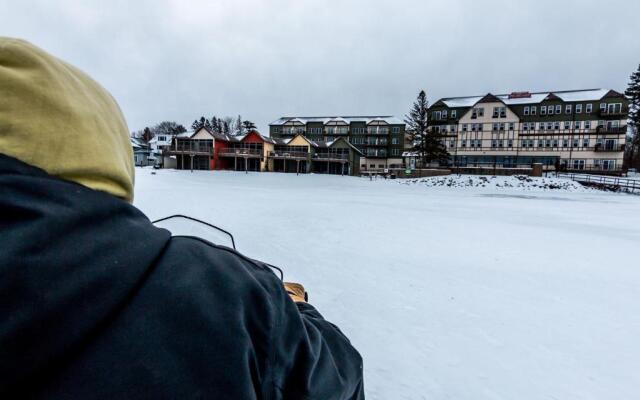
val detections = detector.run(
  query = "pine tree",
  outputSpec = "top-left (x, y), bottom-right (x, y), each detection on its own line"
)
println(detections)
top-left (625, 64), bottom-right (640, 167)
top-left (242, 120), bottom-right (257, 133)
top-left (211, 116), bottom-right (220, 133)
top-left (203, 116), bottom-right (212, 130)
top-left (141, 127), bottom-right (153, 142)
top-left (235, 115), bottom-right (243, 135)
top-left (223, 121), bottom-right (230, 135)
top-left (404, 91), bottom-right (429, 166)
top-left (405, 90), bottom-right (450, 166)
top-left (191, 118), bottom-right (205, 131)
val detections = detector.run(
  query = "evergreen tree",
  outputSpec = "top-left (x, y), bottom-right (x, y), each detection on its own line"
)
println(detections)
top-left (211, 116), bottom-right (220, 133)
top-left (235, 115), bottom-right (243, 135)
top-left (223, 121), bottom-right (230, 135)
top-left (242, 120), bottom-right (257, 133)
top-left (625, 64), bottom-right (640, 168)
top-left (141, 127), bottom-right (153, 142)
top-left (404, 90), bottom-right (449, 166)
top-left (191, 117), bottom-right (205, 131)
top-left (404, 90), bottom-right (429, 166)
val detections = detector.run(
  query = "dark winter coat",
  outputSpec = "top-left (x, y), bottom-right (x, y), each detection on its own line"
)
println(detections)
top-left (0, 154), bottom-right (364, 399)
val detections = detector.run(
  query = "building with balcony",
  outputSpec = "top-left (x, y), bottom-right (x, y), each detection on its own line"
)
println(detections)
top-left (427, 89), bottom-right (629, 173)
top-left (162, 127), bottom-right (362, 175)
top-left (269, 116), bottom-right (405, 172)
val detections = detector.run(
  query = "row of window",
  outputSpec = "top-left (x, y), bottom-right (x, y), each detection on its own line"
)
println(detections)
top-left (363, 148), bottom-right (403, 156)
top-left (351, 137), bottom-right (401, 145)
top-left (432, 102), bottom-right (624, 121)
top-left (274, 126), bottom-right (402, 135)
top-left (435, 120), bottom-right (622, 133)
top-left (451, 137), bottom-right (617, 149)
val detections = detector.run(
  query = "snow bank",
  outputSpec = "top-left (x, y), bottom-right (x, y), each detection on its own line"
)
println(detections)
top-left (399, 174), bottom-right (592, 192)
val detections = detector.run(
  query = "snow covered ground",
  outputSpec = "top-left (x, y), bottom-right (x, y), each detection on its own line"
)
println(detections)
top-left (134, 169), bottom-right (640, 400)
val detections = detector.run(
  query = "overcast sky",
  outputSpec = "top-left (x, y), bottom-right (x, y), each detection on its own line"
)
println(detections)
top-left (2, 0), bottom-right (639, 133)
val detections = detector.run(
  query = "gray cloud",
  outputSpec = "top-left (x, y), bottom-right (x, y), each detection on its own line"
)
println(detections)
top-left (2, 0), bottom-right (639, 133)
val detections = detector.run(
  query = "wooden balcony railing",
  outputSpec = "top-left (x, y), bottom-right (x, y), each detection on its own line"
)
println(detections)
top-left (218, 148), bottom-right (262, 157)
top-left (268, 151), bottom-right (309, 159)
top-left (313, 153), bottom-right (349, 160)
top-left (164, 142), bottom-right (213, 155)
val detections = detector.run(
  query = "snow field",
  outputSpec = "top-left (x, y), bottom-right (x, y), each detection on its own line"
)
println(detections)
top-left (134, 169), bottom-right (640, 400)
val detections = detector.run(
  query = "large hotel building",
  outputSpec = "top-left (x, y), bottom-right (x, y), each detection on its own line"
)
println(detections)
top-left (427, 89), bottom-right (629, 171)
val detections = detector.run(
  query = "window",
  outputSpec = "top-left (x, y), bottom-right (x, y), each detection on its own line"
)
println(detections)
top-left (565, 105), bottom-right (572, 114)
top-left (564, 121), bottom-right (571, 130)
top-left (555, 105), bottom-right (562, 114)
top-left (583, 138), bottom-right (589, 147)
top-left (540, 123), bottom-right (546, 131)
top-left (563, 139), bottom-right (568, 147)
top-left (392, 127), bottom-right (400, 134)
top-left (508, 139), bottom-right (513, 147)
top-left (541, 106), bottom-right (547, 115)
top-left (545, 139), bottom-right (551, 148)
top-left (508, 122), bottom-right (514, 131)
top-left (552, 139), bottom-right (558, 147)
top-left (391, 137), bottom-right (399, 145)
top-left (538, 140), bottom-right (544, 148)
top-left (523, 122), bottom-right (529, 131)
top-left (498, 139), bottom-right (504, 147)
top-left (531, 106), bottom-right (537, 115)
top-left (470, 140), bottom-right (475, 148)
top-left (547, 105), bottom-right (554, 115)
top-left (554, 122), bottom-right (560, 130)
top-left (478, 108), bottom-right (484, 117)
top-left (492, 123), bottom-right (498, 131)
top-left (462, 124), bottom-right (468, 132)
top-left (599, 103), bottom-right (606, 112)
top-left (442, 110), bottom-right (448, 119)
top-left (451, 110), bottom-right (457, 118)
top-left (607, 103), bottom-right (622, 114)
top-left (573, 121), bottom-right (580, 129)
top-left (584, 121), bottom-right (591, 129)
top-left (391, 149), bottom-right (401, 156)
top-left (586, 104), bottom-right (592, 113)
top-left (524, 106), bottom-right (530, 115)
top-left (499, 123), bottom-right (505, 131)
top-left (433, 111), bottom-right (442, 120)
top-left (493, 107), bottom-right (500, 118)
top-left (547, 122), bottom-right (554, 130)
top-left (573, 139), bottom-right (579, 147)
top-left (461, 140), bottom-right (467, 147)
top-left (492, 140), bottom-right (497, 148)
top-left (576, 104), bottom-right (583, 113)
top-left (449, 140), bottom-right (455, 148)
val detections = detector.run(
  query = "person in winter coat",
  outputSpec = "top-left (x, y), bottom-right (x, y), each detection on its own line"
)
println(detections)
top-left (0, 37), bottom-right (364, 399)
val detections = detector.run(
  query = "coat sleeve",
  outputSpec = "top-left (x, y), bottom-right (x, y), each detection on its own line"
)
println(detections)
top-left (265, 284), bottom-right (364, 400)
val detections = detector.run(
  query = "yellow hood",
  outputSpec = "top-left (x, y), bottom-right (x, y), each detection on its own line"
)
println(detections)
top-left (0, 38), bottom-right (134, 202)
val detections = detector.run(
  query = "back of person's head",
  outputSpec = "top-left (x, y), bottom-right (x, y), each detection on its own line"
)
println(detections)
top-left (0, 37), bottom-right (134, 202)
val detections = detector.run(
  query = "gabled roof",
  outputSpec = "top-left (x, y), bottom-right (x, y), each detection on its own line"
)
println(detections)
top-left (324, 117), bottom-right (350, 125)
top-left (329, 137), bottom-right (364, 155)
top-left (437, 88), bottom-right (622, 108)
top-left (477, 93), bottom-right (504, 104)
top-left (270, 116), bottom-right (404, 126)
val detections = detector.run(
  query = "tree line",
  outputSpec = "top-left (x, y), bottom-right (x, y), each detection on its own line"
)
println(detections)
top-left (132, 115), bottom-right (257, 142)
